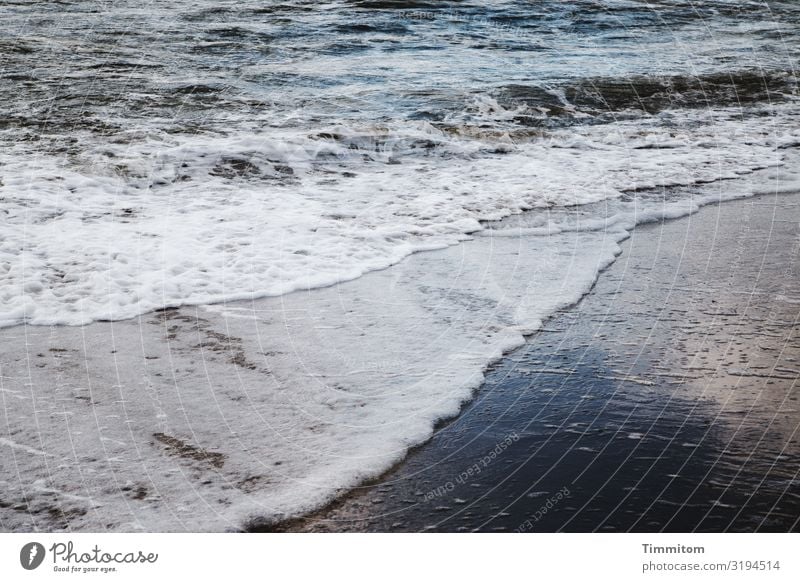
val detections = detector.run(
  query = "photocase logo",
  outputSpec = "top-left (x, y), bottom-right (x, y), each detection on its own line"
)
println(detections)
top-left (20, 542), bottom-right (46, 570)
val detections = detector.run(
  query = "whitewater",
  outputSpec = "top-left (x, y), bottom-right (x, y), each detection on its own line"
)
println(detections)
top-left (1, 0), bottom-right (799, 530)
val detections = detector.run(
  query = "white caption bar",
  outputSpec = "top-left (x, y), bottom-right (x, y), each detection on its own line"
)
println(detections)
top-left (1, 533), bottom-right (797, 581)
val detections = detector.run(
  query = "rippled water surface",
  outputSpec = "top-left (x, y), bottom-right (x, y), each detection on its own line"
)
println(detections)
top-left (1, 0), bottom-right (799, 326)
top-left (2, 0), bottom-right (800, 533)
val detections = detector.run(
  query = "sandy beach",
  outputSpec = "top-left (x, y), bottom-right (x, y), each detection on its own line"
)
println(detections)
top-left (266, 189), bottom-right (800, 532)
top-left (2, 182), bottom-right (798, 532)
top-left (3, 0), bottom-right (800, 536)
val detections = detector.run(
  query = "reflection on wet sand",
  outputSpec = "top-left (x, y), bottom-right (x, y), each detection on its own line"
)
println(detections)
top-left (274, 191), bottom-right (800, 533)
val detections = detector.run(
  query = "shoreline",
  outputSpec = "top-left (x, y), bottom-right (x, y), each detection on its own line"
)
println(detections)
top-left (264, 190), bottom-right (800, 532)
top-left (1, 185), bottom-right (799, 532)
top-left (2, 0), bottom-right (800, 538)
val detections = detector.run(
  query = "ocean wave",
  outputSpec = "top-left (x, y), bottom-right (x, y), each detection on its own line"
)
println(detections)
top-left (1, 103), bottom-right (797, 328)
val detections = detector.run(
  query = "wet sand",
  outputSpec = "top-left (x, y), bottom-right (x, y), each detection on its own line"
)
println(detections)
top-left (268, 191), bottom-right (800, 532)
top-left (2, 188), bottom-right (798, 532)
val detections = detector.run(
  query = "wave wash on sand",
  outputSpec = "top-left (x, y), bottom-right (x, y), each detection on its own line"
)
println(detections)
top-left (2, 156), bottom-right (799, 532)
top-left (1, 0), bottom-right (799, 530)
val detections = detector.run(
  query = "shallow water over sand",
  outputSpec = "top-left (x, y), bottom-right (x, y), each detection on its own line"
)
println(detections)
top-left (274, 192), bottom-right (800, 532)
top-left (2, 0), bottom-right (799, 327)
top-left (1, 1), bottom-right (799, 532)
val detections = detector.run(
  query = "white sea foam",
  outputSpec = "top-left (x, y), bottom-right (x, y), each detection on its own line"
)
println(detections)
top-left (0, 215), bottom-right (628, 531)
top-left (2, 106), bottom-right (797, 328)
top-left (1, 119), bottom-right (798, 531)
top-left (2, 0), bottom-right (800, 532)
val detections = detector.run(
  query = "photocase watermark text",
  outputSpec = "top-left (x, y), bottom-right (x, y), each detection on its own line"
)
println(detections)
top-left (515, 486), bottom-right (570, 532)
top-left (422, 432), bottom-right (520, 502)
